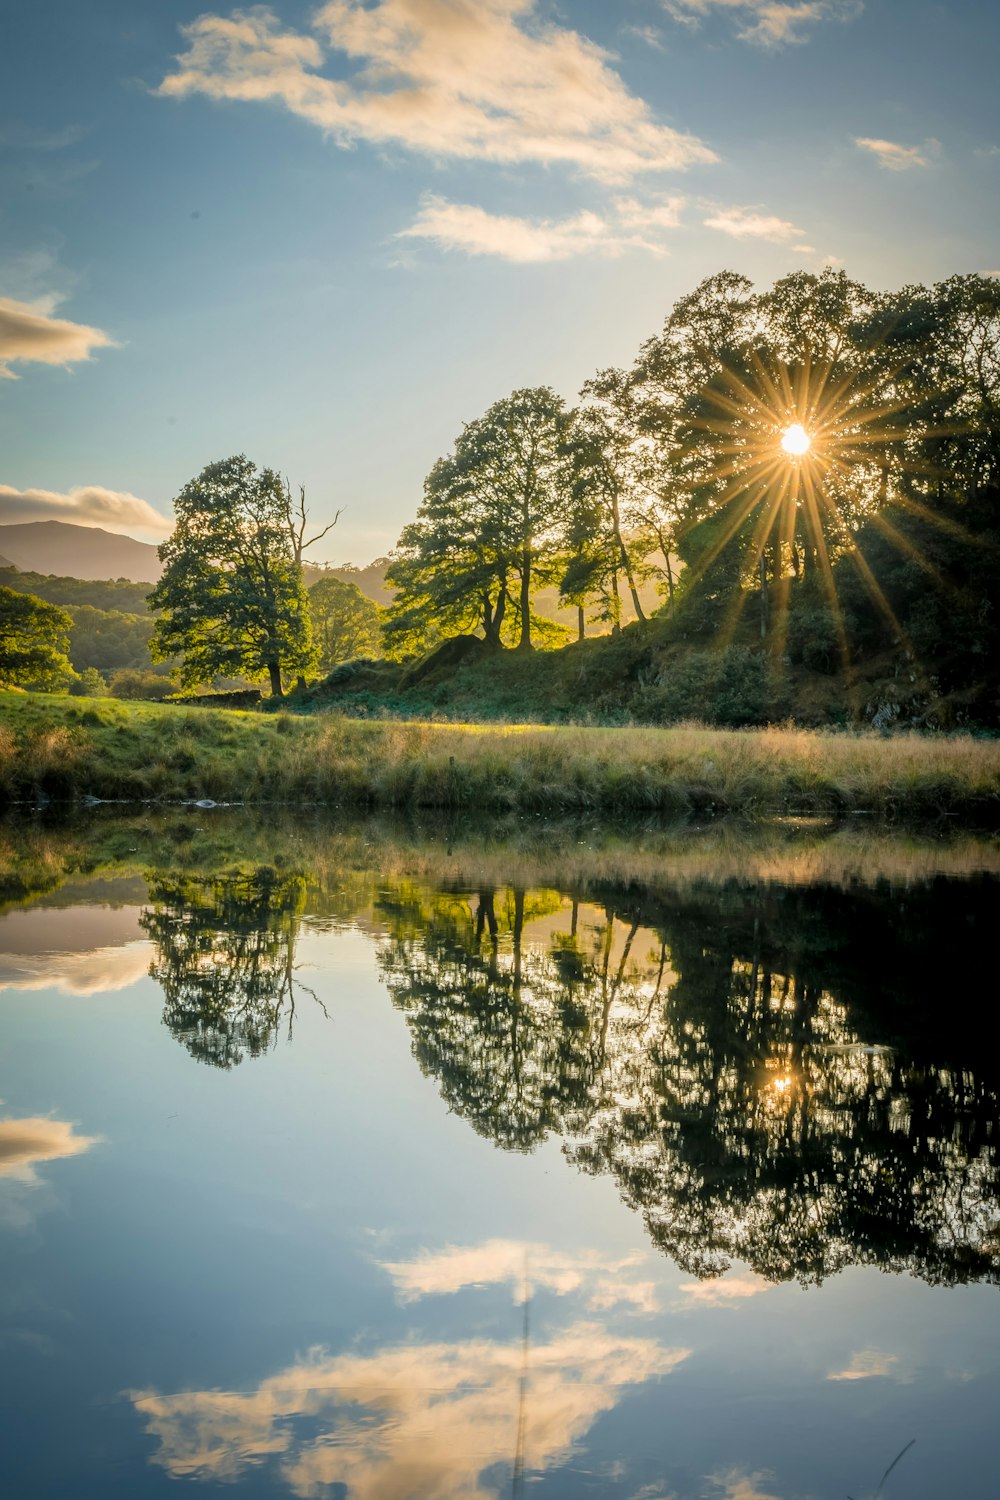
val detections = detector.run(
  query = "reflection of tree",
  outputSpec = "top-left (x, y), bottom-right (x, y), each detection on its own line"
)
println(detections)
top-left (141, 868), bottom-right (324, 1068)
top-left (378, 884), bottom-right (598, 1150)
top-left (379, 874), bottom-right (1000, 1288)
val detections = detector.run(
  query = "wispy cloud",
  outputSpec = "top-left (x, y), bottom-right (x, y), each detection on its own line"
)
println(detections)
top-left (0, 123), bottom-right (85, 151)
top-left (614, 193), bottom-right (687, 228)
top-left (663, 1), bottom-right (860, 47)
top-left (827, 1348), bottom-right (899, 1381)
top-left (854, 136), bottom-right (933, 170)
top-left (703, 204), bottom-right (806, 240)
top-left (0, 483), bottom-right (170, 538)
top-left (709, 1470), bottom-right (782, 1500)
top-left (380, 1238), bottom-right (659, 1312)
top-left (0, 294), bottom-right (113, 380)
top-left (0, 944), bottom-right (154, 996)
top-left (131, 1325), bottom-right (689, 1495)
top-left (675, 1272), bottom-right (772, 1307)
top-left (159, 2), bottom-right (717, 184)
top-left (398, 197), bottom-right (666, 262)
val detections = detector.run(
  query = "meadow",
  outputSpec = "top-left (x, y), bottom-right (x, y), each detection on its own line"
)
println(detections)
top-left (1, 690), bottom-right (998, 823)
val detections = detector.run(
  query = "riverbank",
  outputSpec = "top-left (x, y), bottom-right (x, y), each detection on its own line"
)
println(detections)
top-left (2, 691), bottom-right (999, 822)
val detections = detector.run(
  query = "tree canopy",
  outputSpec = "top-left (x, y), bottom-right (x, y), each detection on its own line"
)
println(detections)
top-left (0, 586), bottom-right (74, 689)
top-left (149, 456), bottom-right (313, 696)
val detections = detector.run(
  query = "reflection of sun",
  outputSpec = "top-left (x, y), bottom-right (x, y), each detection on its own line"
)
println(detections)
top-left (780, 422), bottom-right (811, 457)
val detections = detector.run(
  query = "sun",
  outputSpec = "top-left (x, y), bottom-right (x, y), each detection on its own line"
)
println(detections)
top-left (780, 422), bottom-right (812, 457)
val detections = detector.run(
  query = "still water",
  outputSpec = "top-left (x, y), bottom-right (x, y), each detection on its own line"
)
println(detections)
top-left (1, 813), bottom-right (998, 1500)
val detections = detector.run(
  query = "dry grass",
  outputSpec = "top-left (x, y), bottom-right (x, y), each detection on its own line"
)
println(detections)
top-left (1, 691), bottom-right (998, 822)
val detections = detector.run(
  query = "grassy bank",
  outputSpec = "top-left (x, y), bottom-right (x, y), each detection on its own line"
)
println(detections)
top-left (2, 690), bottom-right (999, 821)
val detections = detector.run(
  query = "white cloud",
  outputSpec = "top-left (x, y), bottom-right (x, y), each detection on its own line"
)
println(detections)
top-left (380, 1238), bottom-right (659, 1312)
top-left (398, 196), bottom-right (666, 262)
top-left (159, 2), bottom-right (717, 184)
top-left (663, 1), bottom-right (860, 47)
top-left (854, 136), bottom-right (932, 170)
top-left (793, 242), bottom-right (816, 253)
top-left (703, 204), bottom-right (806, 241)
top-left (0, 1115), bottom-right (100, 1182)
top-left (614, 193), bottom-right (687, 228)
top-left (675, 1272), bottom-right (772, 1307)
top-left (0, 294), bottom-right (114, 380)
top-left (0, 483), bottom-right (170, 538)
top-left (131, 1325), bottom-right (690, 1497)
top-left (827, 1348), bottom-right (899, 1381)
top-left (0, 943), bottom-right (154, 997)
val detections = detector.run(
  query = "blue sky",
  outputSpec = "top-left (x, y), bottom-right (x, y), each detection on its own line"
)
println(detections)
top-left (1, 0), bottom-right (997, 563)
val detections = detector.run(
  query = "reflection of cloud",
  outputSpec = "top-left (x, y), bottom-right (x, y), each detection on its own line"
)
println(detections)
top-left (0, 294), bottom-right (113, 380)
top-left (827, 1348), bottom-right (898, 1381)
top-left (709, 1470), bottom-right (782, 1500)
top-left (132, 1325), bottom-right (690, 1498)
top-left (703, 204), bottom-right (806, 241)
top-left (0, 1115), bottom-right (99, 1182)
top-left (0, 483), bottom-right (169, 538)
top-left (0, 943), bottom-right (153, 996)
top-left (159, 2), bottom-right (716, 184)
top-left (380, 1238), bottom-right (659, 1312)
top-left (854, 136), bottom-right (932, 171)
top-left (675, 1272), bottom-right (771, 1308)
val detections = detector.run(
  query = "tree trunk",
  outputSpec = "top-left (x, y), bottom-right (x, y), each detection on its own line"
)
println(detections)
top-left (517, 549), bottom-right (532, 651)
top-left (268, 661), bottom-right (284, 697)
top-left (577, 604), bottom-right (585, 641)
top-left (611, 495), bottom-right (645, 623)
top-left (758, 554), bottom-right (769, 640)
top-left (664, 551), bottom-right (676, 616)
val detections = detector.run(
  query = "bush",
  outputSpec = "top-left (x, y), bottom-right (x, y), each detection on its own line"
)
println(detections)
top-left (69, 667), bottom-right (108, 697)
top-left (109, 668), bottom-right (175, 701)
top-left (641, 646), bottom-right (773, 726)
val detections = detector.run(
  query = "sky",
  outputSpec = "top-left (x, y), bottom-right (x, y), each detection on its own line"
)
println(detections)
top-left (1, 0), bottom-right (998, 564)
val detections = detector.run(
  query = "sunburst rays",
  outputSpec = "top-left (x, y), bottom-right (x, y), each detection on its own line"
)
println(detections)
top-left (672, 342), bottom-right (974, 688)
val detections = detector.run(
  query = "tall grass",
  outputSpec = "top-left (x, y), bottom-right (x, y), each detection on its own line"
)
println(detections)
top-left (1, 691), bottom-right (998, 822)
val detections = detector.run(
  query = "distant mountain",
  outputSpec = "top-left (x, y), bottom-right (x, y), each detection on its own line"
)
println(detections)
top-left (0, 553), bottom-right (13, 570)
top-left (0, 522), bottom-right (162, 582)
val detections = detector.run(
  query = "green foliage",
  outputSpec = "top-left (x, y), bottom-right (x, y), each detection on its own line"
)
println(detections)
top-left (109, 667), bottom-right (176, 701)
top-left (0, 585), bottom-right (75, 690)
top-left (641, 646), bottom-right (773, 726)
top-left (67, 604), bottom-right (157, 674)
top-left (385, 387), bottom-right (569, 655)
top-left (0, 568), bottom-right (153, 614)
top-left (69, 667), bottom-right (108, 697)
top-left (309, 575), bottom-right (381, 674)
top-left (150, 455), bottom-right (312, 696)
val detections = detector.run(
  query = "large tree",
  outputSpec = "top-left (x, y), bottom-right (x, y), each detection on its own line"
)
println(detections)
top-left (150, 456), bottom-right (313, 696)
top-left (386, 388), bottom-right (569, 655)
top-left (0, 586), bottom-right (75, 689)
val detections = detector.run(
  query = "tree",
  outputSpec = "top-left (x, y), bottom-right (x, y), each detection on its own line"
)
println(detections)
top-left (149, 456), bottom-right (313, 697)
top-left (385, 388), bottom-right (570, 655)
top-left (309, 575), bottom-right (381, 673)
top-left (0, 586), bottom-right (75, 689)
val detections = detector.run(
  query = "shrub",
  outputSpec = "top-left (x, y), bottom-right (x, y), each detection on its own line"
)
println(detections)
top-left (109, 668), bottom-right (175, 701)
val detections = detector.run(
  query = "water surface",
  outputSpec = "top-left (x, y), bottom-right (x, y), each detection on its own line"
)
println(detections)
top-left (1, 813), bottom-right (998, 1499)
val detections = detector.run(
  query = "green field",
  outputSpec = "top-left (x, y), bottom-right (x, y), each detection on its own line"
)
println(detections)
top-left (1, 691), bottom-right (998, 822)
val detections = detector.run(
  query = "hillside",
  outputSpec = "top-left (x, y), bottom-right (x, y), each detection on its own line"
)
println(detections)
top-left (0, 522), bottom-right (162, 582)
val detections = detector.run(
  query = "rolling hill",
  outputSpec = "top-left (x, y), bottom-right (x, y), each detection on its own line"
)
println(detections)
top-left (0, 522), bottom-right (162, 582)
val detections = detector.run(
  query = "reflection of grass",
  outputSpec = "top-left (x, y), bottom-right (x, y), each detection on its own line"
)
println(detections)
top-left (2, 806), bottom-right (999, 914)
top-left (1, 691), bottom-right (999, 822)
